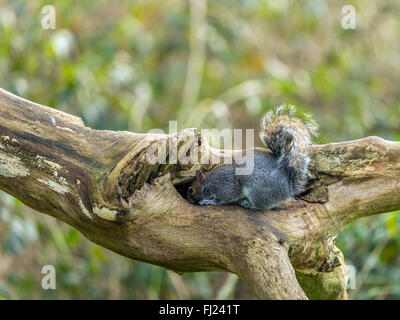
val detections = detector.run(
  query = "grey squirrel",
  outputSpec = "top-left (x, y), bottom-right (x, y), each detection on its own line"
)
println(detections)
top-left (186, 105), bottom-right (318, 210)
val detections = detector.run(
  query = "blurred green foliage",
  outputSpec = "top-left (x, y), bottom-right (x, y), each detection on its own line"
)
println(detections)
top-left (0, 0), bottom-right (399, 299)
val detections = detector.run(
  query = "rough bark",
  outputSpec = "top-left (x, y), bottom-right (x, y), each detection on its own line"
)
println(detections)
top-left (0, 87), bottom-right (399, 299)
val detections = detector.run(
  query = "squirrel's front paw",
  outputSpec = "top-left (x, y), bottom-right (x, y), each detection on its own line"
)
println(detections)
top-left (198, 199), bottom-right (217, 206)
top-left (239, 199), bottom-right (252, 209)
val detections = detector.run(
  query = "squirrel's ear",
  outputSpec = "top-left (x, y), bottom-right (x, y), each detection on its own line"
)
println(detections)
top-left (195, 170), bottom-right (205, 183)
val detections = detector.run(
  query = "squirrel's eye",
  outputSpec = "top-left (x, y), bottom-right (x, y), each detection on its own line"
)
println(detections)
top-left (203, 187), bottom-right (209, 195)
top-left (188, 187), bottom-right (194, 195)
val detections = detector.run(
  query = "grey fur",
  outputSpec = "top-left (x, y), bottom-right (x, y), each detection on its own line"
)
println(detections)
top-left (193, 105), bottom-right (317, 210)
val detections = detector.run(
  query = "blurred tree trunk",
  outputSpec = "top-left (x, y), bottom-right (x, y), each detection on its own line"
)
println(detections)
top-left (0, 88), bottom-right (399, 299)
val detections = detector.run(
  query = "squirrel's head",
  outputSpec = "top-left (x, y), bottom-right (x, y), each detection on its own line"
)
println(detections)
top-left (187, 170), bottom-right (205, 204)
top-left (187, 169), bottom-right (227, 206)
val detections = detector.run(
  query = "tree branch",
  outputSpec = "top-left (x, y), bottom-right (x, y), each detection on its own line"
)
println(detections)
top-left (0, 87), bottom-right (399, 299)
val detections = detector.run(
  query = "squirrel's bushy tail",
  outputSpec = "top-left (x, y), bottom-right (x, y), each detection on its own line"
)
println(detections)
top-left (259, 105), bottom-right (318, 193)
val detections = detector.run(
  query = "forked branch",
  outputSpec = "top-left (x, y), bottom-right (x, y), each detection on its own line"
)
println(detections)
top-left (0, 88), bottom-right (399, 299)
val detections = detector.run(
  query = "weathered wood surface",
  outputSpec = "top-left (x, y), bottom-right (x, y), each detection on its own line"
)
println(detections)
top-left (0, 87), bottom-right (399, 299)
